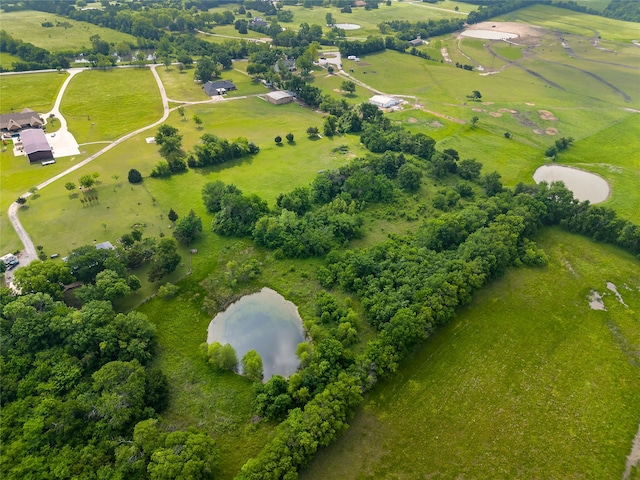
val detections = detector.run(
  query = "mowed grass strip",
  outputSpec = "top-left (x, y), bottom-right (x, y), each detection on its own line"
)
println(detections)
top-left (300, 227), bottom-right (640, 480)
top-left (0, 10), bottom-right (137, 51)
top-left (61, 68), bottom-right (163, 143)
top-left (0, 71), bottom-right (68, 113)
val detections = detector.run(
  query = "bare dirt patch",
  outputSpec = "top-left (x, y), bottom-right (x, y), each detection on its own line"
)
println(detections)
top-left (538, 110), bottom-right (558, 121)
top-left (526, 102), bottom-right (535, 106)
top-left (463, 22), bottom-right (544, 46)
top-left (356, 61), bottom-right (371, 67)
top-left (472, 108), bottom-right (486, 112)
top-left (499, 108), bottom-right (518, 114)
top-left (407, 117), bottom-right (418, 124)
top-left (429, 121), bottom-right (443, 128)
top-left (482, 102), bottom-right (494, 105)
top-left (545, 127), bottom-right (558, 135)
top-left (489, 112), bottom-right (502, 118)
top-left (533, 129), bottom-right (545, 135)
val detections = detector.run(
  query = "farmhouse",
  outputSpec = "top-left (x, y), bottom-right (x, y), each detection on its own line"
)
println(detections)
top-left (203, 80), bottom-right (237, 96)
top-left (0, 108), bottom-right (44, 132)
top-left (250, 17), bottom-right (268, 27)
top-left (369, 95), bottom-right (399, 108)
top-left (409, 38), bottom-right (423, 47)
top-left (20, 129), bottom-right (53, 163)
top-left (266, 91), bottom-right (294, 105)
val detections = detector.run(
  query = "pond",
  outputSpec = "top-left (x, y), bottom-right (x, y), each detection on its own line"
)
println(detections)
top-left (207, 287), bottom-right (306, 381)
top-left (533, 165), bottom-right (610, 203)
top-left (334, 23), bottom-right (361, 30)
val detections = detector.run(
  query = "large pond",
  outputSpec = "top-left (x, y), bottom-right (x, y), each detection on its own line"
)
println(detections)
top-left (207, 288), bottom-right (306, 381)
top-left (461, 30), bottom-right (518, 40)
top-left (334, 23), bottom-right (361, 30)
top-left (533, 165), bottom-right (610, 203)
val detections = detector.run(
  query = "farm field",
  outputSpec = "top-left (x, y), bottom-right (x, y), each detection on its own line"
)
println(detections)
top-left (0, 71), bottom-right (67, 113)
top-left (300, 227), bottom-right (640, 480)
top-left (0, 10), bottom-right (137, 52)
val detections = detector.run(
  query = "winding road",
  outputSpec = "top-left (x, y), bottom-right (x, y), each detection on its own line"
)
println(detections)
top-left (5, 64), bottom-right (170, 285)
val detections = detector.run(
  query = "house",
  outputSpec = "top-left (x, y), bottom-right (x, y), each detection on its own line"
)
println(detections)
top-left (20, 129), bottom-right (53, 163)
top-left (250, 17), bottom-right (268, 27)
top-left (266, 91), bottom-right (294, 105)
top-left (369, 95), bottom-right (399, 108)
top-left (0, 108), bottom-right (44, 132)
top-left (409, 38), bottom-right (423, 47)
top-left (353, 0), bottom-right (367, 7)
top-left (203, 80), bottom-right (237, 96)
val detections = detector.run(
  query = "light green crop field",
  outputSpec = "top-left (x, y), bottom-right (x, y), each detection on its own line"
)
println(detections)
top-left (60, 68), bottom-right (163, 143)
top-left (0, 10), bottom-right (137, 52)
top-left (301, 227), bottom-right (640, 480)
top-left (0, 71), bottom-right (68, 113)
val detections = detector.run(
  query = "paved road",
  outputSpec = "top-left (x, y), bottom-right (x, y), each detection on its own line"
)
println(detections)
top-left (6, 65), bottom-right (170, 285)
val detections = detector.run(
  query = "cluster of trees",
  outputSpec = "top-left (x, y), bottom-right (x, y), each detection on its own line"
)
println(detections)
top-left (0, 30), bottom-right (70, 71)
top-left (0, 288), bottom-right (218, 478)
top-left (544, 136), bottom-right (574, 159)
top-left (202, 181), bottom-right (270, 236)
top-left (151, 125), bottom-right (187, 177)
top-left (378, 17), bottom-right (465, 41)
top-left (187, 133), bottom-right (259, 168)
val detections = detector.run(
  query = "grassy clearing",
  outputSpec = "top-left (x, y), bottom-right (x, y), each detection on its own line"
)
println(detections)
top-left (0, 52), bottom-right (21, 70)
top-left (498, 4), bottom-right (640, 42)
top-left (156, 65), bottom-right (208, 102)
top-left (301, 227), bottom-right (640, 480)
top-left (61, 68), bottom-right (163, 143)
top-left (0, 71), bottom-right (68, 113)
top-left (0, 10), bottom-right (137, 52)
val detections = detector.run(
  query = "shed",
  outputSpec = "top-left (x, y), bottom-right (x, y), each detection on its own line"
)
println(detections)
top-left (409, 38), bottom-right (423, 47)
top-left (203, 80), bottom-right (237, 96)
top-left (266, 91), bottom-right (294, 105)
top-left (369, 95), bottom-right (399, 108)
top-left (95, 241), bottom-right (115, 250)
top-left (21, 129), bottom-right (53, 163)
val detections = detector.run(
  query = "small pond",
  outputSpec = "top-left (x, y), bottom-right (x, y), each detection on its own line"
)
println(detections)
top-left (207, 288), bottom-right (306, 381)
top-left (533, 165), bottom-right (610, 203)
top-left (461, 29), bottom-right (518, 40)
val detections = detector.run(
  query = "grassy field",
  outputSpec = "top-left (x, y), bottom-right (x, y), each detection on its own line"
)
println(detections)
top-left (301, 227), bottom-right (640, 480)
top-left (60, 68), bottom-right (163, 143)
top-left (0, 71), bottom-right (68, 113)
top-left (0, 52), bottom-right (22, 70)
top-left (0, 10), bottom-right (137, 52)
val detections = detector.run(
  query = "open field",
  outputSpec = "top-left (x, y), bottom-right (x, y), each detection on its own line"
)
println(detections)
top-left (301, 227), bottom-right (640, 480)
top-left (0, 10), bottom-right (137, 52)
top-left (0, 52), bottom-right (21, 70)
top-left (60, 68), bottom-right (163, 143)
top-left (0, 71), bottom-right (68, 113)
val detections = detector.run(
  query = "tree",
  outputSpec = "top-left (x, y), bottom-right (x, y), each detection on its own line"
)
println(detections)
top-left (470, 116), bottom-right (479, 127)
top-left (193, 115), bottom-right (203, 128)
top-left (147, 429), bottom-right (218, 479)
top-left (168, 208), bottom-right (178, 222)
top-left (397, 163), bottom-right (422, 192)
top-left (65, 182), bottom-right (76, 191)
top-left (13, 260), bottom-right (73, 299)
top-left (194, 57), bottom-right (218, 83)
top-left (275, 135), bottom-right (282, 145)
top-left (177, 107), bottom-right (185, 120)
top-left (286, 132), bottom-right (294, 143)
top-left (468, 90), bottom-right (482, 101)
top-left (458, 159), bottom-right (483, 180)
top-left (324, 115), bottom-right (337, 137)
top-left (148, 238), bottom-right (181, 282)
top-left (340, 80), bottom-right (356, 95)
top-left (326, 12), bottom-right (333, 25)
top-left (16, 196), bottom-right (27, 205)
top-left (206, 342), bottom-right (238, 372)
top-left (242, 350), bottom-right (264, 382)
top-left (112, 174), bottom-right (120, 185)
top-left (306, 126), bottom-right (319, 137)
top-left (173, 210), bottom-right (203, 245)
top-left (128, 168), bottom-right (143, 184)
top-left (504, 132), bottom-right (512, 139)
top-left (67, 244), bottom-right (126, 283)
top-left (79, 174), bottom-right (96, 190)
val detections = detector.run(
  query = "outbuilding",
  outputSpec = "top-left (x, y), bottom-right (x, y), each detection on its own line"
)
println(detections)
top-left (20, 129), bottom-right (53, 163)
top-left (266, 91), bottom-right (294, 105)
top-left (369, 95), bottom-right (399, 108)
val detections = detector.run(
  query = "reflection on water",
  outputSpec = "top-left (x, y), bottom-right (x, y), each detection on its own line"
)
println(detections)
top-left (533, 165), bottom-right (610, 203)
top-left (207, 288), bottom-right (306, 381)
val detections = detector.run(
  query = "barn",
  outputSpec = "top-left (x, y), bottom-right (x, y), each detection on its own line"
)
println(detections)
top-left (21, 129), bottom-right (53, 163)
top-left (266, 91), bottom-right (294, 105)
top-left (369, 95), bottom-right (399, 108)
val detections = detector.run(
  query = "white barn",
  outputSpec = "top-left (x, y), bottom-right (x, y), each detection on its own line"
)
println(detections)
top-left (266, 91), bottom-right (294, 105)
top-left (369, 95), bottom-right (399, 108)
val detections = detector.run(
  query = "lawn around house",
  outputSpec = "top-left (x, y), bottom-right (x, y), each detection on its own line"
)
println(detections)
top-left (0, 71), bottom-right (68, 114)
top-left (300, 227), bottom-right (640, 480)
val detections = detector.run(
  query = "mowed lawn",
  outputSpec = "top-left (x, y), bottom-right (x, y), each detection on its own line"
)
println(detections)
top-left (60, 68), bottom-right (163, 143)
top-left (0, 10), bottom-right (137, 51)
top-left (301, 227), bottom-right (640, 480)
top-left (0, 71), bottom-right (68, 113)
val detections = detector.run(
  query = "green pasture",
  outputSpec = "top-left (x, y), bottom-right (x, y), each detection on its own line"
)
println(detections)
top-left (156, 64), bottom-right (266, 102)
top-left (19, 97), bottom-right (365, 255)
top-left (207, 25), bottom-right (266, 40)
top-left (60, 68), bottom-right (163, 143)
top-left (307, 71), bottom-right (376, 104)
top-left (0, 10), bottom-right (137, 52)
top-left (498, 4), bottom-right (640, 43)
top-left (301, 227), bottom-right (640, 480)
top-left (568, 0), bottom-right (610, 10)
top-left (0, 71), bottom-right (67, 113)
top-left (0, 52), bottom-right (21, 70)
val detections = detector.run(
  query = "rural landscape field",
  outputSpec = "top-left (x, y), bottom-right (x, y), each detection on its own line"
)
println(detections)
top-left (1, 0), bottom-right (639, 479)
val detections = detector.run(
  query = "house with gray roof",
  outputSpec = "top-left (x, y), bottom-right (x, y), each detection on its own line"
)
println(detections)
top-left (20, 129), bottom-right (53, 163)
top-left (203, 80), bottom-right (237, 96)
top-left (0, 108), bottom-right (44, 132)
